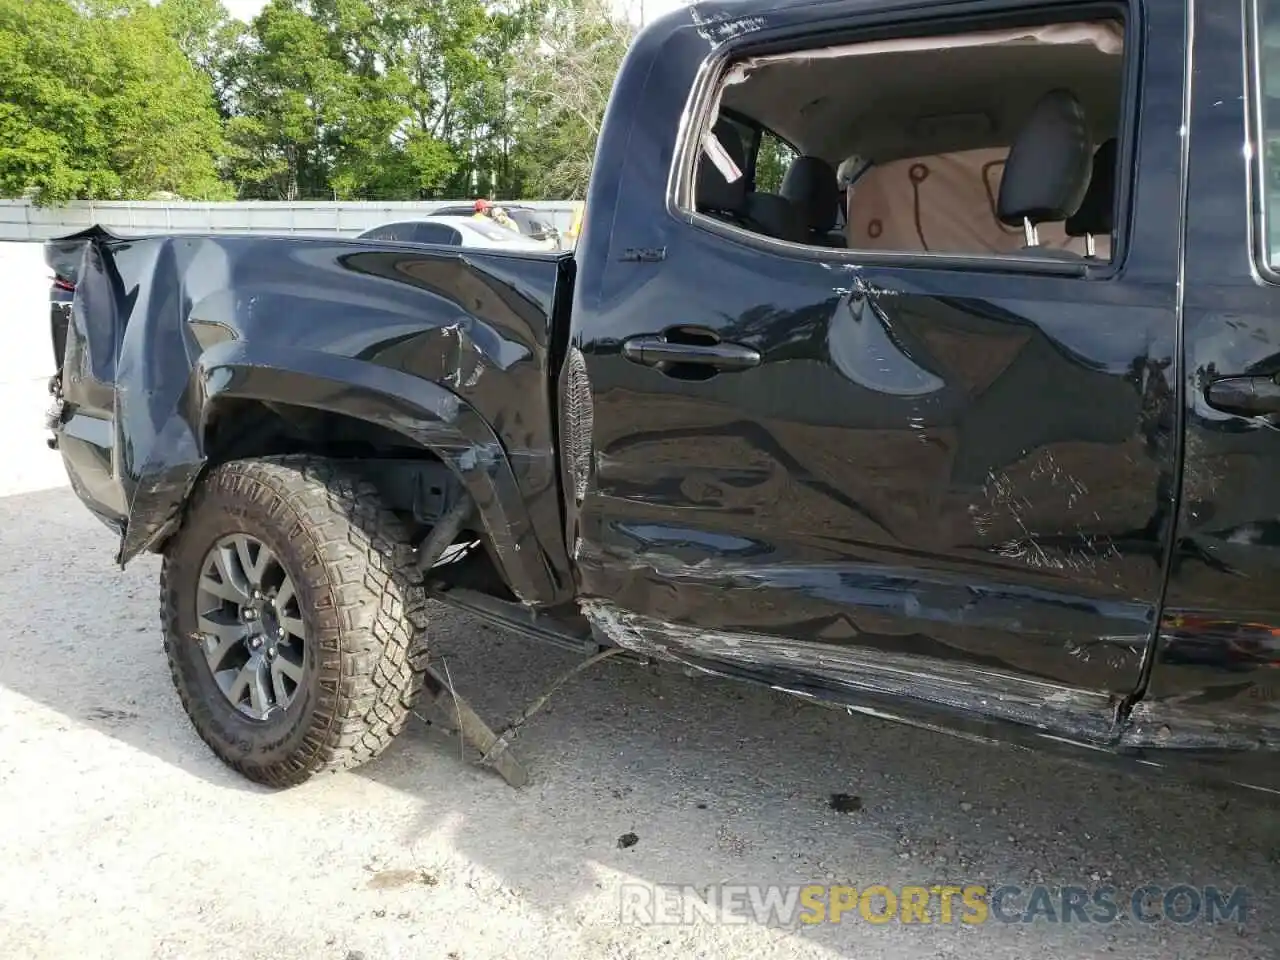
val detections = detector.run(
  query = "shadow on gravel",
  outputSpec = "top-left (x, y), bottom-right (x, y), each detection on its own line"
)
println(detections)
top-left (0, 486), bottom-right (271, 794)
top-left (2, 485), bottom-right (1278, 958)
top-left (359, 618), bottom-right (1280, 956)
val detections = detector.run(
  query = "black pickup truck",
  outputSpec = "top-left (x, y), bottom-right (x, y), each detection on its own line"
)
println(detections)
top-left (42, 0), bottom-right (1280, 796)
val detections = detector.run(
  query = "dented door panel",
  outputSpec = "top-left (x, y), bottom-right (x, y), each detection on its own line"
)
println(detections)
top-left (569, 0), bottom-right (1188, 740)
top-left (575, 244), bottom-right (1179, 713)
top-left (1137, 0), bottom-right (1280, 754)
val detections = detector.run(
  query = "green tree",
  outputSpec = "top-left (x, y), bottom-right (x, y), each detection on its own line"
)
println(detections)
top-left (0, 0), bottom-right (648, 204)
top-left (156, 0), bottom-right (246, 117)
top-left (754, 131), bottom-right (798, 194)
top-left (225, 0), bottom-right (540, 201)
top-left (363, 0), bottom-right (516, 198)
top-left (510, 0), bottom-right (635, 199)
top-left (0, 0), bottom-right (230, 203)
top-left (0, 0), bottom-right (117, 202)
top-left (227, 0), bottom-right (454, 199)
top-left (225, 0), bottom-right (350, 199)
top-left (100, 2), bottom-right (233, 199)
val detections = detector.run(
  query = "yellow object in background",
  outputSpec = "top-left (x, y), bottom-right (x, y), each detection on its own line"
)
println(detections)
top-left (565, 202), bottom-right (584, 247)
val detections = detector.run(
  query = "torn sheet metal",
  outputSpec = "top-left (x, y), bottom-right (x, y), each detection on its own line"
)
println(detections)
top-left (583, 599), bottom-right (1123, 744)
top-left (48, 230), bottom-right (577, 606)
top-left (582, 599), bottom-right (1280, 793)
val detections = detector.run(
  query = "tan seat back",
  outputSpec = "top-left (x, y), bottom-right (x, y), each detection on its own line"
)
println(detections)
top-left (845, 147), bottom-right (1110, 259)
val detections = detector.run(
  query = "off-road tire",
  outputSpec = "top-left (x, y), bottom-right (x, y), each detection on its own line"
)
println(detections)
top-left (160, 455), bottom-right (429, 787)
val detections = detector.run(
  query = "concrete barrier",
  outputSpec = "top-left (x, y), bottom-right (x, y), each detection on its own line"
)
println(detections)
top-left (0, 199), bottom-right (581, 241)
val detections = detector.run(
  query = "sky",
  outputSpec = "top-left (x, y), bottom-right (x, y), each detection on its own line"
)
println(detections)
top-left (222, 0), bottom-right (688, 26)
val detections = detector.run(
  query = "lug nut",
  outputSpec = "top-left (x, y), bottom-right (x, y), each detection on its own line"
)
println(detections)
top-left (243, 608), bottom-right (257, 621)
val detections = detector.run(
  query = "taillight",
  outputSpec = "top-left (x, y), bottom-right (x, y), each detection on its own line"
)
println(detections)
top-left (53, 276), bottom-right (75, 292)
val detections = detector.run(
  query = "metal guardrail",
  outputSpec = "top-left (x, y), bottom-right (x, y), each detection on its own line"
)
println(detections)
top-left (0, 199), bottom-right (582, 241)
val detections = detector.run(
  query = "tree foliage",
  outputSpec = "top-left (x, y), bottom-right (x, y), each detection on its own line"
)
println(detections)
top-left (509, 0), bottom-right (635, 198)
top-left (0, 0), bottom-right (649, 204)
top-left (0, 0), bottom-right (231, 203)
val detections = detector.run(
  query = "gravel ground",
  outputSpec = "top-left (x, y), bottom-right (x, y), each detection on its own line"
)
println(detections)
top-left (0, 242), bottom-right (1276, 960)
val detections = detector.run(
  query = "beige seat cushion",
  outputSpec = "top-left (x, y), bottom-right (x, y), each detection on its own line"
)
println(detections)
top-left (845, 146), bottom-right (1110, 259)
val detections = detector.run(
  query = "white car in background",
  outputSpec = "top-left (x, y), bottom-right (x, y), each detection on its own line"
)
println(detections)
top-left (355, 216), bottom-right (550, 250)
top-left (426, 204), bottom-right (563, 248)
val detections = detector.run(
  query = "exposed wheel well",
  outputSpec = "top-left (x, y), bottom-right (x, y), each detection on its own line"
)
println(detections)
top-left (197, 398), bottom-right (512, 595)
top-left (202, 398), bottom-right (426, 465)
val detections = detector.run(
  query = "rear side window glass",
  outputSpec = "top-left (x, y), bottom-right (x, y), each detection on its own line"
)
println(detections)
top-left (362, 222), bottom-right (419, 242)
top-left (415, 223), bottom-right (461, 245)
top-left (510, 210), bottom-right (553, 236)
top-left (686, 18), bottom-right (1127, 264)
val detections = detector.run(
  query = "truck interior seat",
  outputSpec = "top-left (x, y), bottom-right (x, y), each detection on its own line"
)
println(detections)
top-left (781, 156), bottom-right (847, 246)
top-left (743, 191), bottom-right (809, 243)
top-left (996, 88), bottom-right (1094, 255)
top-left (841, 146), bottom-right (1096, 256)
top-left (696, 120), bottom-right (750, 223)
top-left (1065, 138), bottom-right (1118, 258)
top-left (697, 119), bottom-right (809, 243)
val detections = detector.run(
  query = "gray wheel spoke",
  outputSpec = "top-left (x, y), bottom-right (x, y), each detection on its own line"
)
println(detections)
top-left (209, 544), bottom-right (253, 603)
top-left (232, 535), bottom-right (269, 588)
top-left (270, 659), bottom-right (292, 704)
top-left (197, 615), bottom-right (244, 670)
top-left (225, 659), bottom-right (252, 702)
top-left (228, 657), bottom-right (271, 715)
top-left (199, 571), bottom-right (247, 605)
top-left (248, 665), bottom-right (271, 715)
top-left (274, 576), bottom-right (296, 612)
top-left (279, 615), bottom-right (307, 640)
top-left (273, 654), bottom-right (304, 685)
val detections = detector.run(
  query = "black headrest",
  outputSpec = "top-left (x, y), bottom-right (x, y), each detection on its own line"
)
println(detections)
top-left (998, 89), bottom-right (1093, 228)
top-left (780, 156), bottom-right (841, 233)
top-left (744, 192), bottom-right (808, 244)
top-left (1065, 138), bottom-right (1118, 237)
top-left (696, 120), bottom-right (747, 215)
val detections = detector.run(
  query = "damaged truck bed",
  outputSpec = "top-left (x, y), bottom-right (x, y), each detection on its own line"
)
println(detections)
top-left (43, 0), bottom-right (1280, 796)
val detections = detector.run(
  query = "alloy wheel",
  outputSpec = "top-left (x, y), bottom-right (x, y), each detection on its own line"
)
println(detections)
top-left (195, 534), bottom-right (308, 720)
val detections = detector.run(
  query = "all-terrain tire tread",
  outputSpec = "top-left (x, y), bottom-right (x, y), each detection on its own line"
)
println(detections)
top-left (160, 455), bottom-right (429, 788)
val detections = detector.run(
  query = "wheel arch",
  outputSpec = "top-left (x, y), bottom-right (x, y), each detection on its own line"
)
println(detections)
top-left (122, 340), bottom-right (566, 607)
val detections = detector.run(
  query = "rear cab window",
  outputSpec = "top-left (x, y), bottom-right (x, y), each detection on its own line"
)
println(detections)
top-left (679, 11), bottom-right (1132, 269)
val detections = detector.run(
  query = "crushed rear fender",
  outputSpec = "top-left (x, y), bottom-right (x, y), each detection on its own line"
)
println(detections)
top-left (50, 230), bottom-right (576, 607)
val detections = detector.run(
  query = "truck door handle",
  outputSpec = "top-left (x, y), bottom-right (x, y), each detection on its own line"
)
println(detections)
top-left (1204, 374), bottom-right (1280, 417)
top-left (621, 333), bottom-right (761, 372)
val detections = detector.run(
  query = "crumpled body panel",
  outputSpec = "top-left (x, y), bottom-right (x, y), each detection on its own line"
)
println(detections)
top-left (52, 231), bottom-right (576, 606)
